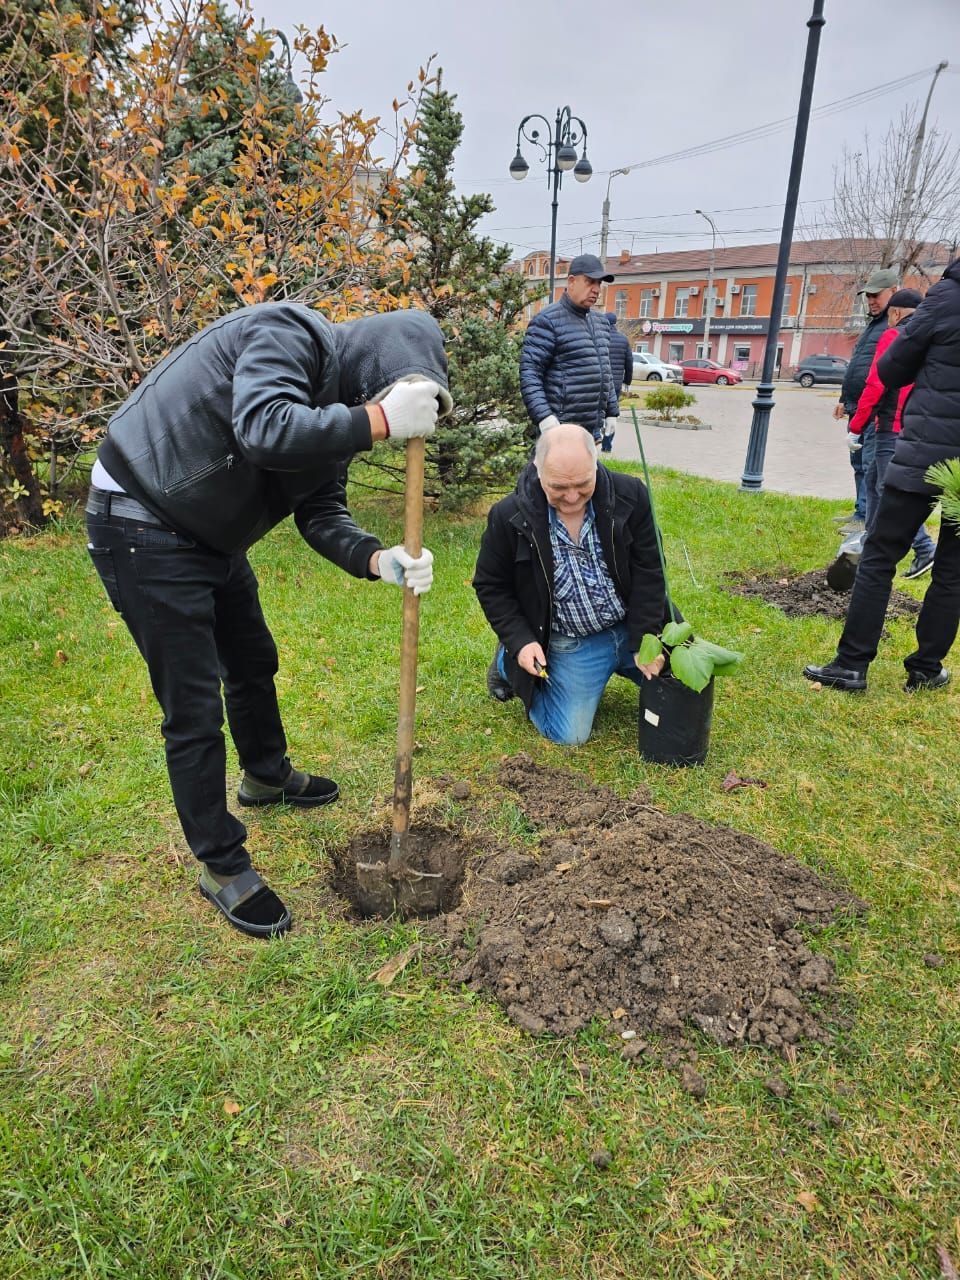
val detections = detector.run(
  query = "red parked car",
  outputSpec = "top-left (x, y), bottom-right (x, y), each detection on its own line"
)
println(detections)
top-left (680, 359), bottom-right (743, 386)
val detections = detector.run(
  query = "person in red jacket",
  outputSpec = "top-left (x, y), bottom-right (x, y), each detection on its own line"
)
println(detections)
top-left (847, 288), bottom-right (936, 577)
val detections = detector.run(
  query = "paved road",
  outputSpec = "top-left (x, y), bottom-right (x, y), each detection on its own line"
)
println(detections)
top-left (609, 382), bottom-right (855, 501)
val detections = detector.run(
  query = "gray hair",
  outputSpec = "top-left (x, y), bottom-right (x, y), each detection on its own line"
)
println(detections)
top-left (533, 423), bottom-right (597, 473)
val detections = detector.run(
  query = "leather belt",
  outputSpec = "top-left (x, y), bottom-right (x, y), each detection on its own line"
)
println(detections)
top-left (85, 487), bottom-right (165, 526)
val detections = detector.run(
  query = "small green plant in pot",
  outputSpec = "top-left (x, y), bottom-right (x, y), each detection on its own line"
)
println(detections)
top-left (636, 622), bottom-right (743, 693)
top-left (630, 407), bottom-right (743, 763)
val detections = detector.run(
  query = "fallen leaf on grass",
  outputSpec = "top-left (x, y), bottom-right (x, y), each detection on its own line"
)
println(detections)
top-left (796, 1190), bottom-right (819, 1212)
top-left (721, 770), bottom-right (767, 792)
top-left (53, 649), bottom-right (68, 666)
top-left (369, 944), bottom-right (420, 987)
top-left (223, 1099), bottom-right (241, 1116)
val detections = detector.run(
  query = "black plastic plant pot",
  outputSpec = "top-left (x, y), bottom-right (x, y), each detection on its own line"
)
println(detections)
top-left (638, 674), bottom-right (715, 766)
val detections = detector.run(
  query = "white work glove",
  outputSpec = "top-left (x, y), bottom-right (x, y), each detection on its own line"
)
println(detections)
top-left (379, 380), bottom-right (442, 440)
top-left (847, 431), bottom-right (863, 452)
top-left (603, 417), bottom-right (618, 438)
top-left (377, 545), bottom-right (434, 595)
top-left (539, 415), bottom-right (560, 432)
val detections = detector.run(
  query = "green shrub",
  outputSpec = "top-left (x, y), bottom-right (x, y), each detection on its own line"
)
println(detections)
top-left (644, 384), bottom-right (696, 419)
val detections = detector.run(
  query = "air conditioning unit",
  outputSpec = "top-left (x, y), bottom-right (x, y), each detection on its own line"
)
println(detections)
top-left (730, 284), bottom-right (742, 294)
top-left (807, 284), bottom-right (818, 294)
top-left (689, 287), bottom-right (700, 296)
top-left (782, 316), bottom-right (796, 328)
top-left (651, 288), bottom-right (660, 297)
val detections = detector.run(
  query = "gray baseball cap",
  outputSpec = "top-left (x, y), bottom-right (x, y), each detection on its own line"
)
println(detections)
top-left (858, 267), bottom-right (899, 294)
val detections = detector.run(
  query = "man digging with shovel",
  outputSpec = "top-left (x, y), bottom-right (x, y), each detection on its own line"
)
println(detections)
top-left (86, 303), bottom-right (451, 938)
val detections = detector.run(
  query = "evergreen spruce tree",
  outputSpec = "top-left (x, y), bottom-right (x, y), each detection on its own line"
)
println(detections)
top-left (374, 76), bottom-right (542, 508)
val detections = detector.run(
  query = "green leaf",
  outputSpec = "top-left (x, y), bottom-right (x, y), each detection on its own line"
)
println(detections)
top-left (636, 633), bottom-right (664, 665)
top-left (926, 458), bottom-right (960, 528)
top-left (662, 620), bottom-right (694, 646)
top-left (689, 638), bottom-right (744, 672)
top-left (669, 644), bottom-right (714, 692)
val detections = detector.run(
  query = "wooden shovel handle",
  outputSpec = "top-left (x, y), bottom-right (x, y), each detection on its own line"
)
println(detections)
top-left (388, 435), bottom-right (424, 869)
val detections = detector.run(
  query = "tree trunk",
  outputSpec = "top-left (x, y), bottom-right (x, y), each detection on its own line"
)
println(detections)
top-left (0, 335), bottom-right (47, 529)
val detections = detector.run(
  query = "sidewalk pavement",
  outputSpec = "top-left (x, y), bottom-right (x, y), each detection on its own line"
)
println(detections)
top-left (610, 383), bottom-right (854, 501)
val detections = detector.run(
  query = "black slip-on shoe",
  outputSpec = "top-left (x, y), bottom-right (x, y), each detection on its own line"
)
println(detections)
top-left (803, 661), bottom-right (867, 692)
top-left (486, 658), bottom-right (515, 702)
top-left (826, 553), bottom-right (859, 592)
top-left (904, 667), bottom-right (950, 691)
top-left (199, 866), bottom-right (292, 938)
top-left (238, 768), bottom-right (340, 808)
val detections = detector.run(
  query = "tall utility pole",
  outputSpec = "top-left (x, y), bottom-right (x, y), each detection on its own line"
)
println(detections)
top-left (599, 168), bottom-right (630, 307)
top-left (894, 60), bottom-right (949, 272)
top-left (741, 0), bottom-right (825, 492)
top-left (696, 209), bottom-right (718, 359)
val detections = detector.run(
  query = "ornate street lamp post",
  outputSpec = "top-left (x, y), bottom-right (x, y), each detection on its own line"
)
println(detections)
top-left (740, 0), bottom-right (825, 491)
top-left (509, 106), bottom-right (593, 300)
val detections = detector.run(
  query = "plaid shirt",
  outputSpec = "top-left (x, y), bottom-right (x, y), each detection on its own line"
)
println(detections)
top-left (549, 501), bottom-right (626, 637)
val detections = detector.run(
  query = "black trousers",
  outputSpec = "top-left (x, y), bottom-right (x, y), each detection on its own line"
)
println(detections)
top-left (87, 511), bottom-right (291, 875)
top-left (836, 484), bottom-right (960, 676)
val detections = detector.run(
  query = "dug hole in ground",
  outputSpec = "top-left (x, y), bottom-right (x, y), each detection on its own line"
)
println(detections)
top-left (331, 754), bottom-right (866, 1088)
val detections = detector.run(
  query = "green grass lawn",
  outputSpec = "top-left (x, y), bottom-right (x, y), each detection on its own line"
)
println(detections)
top-left (0, 465), bottom-right (957, 1279)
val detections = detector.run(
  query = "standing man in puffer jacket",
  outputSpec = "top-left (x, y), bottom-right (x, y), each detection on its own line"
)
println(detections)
top-left (520, 254), bottom-right (618, 446)
top-left (804, 258), bottom-right (960, 693)
top-left (87, 303), bottom-right (451, 938)
top-left (601, 312), bottom-right (633, 453)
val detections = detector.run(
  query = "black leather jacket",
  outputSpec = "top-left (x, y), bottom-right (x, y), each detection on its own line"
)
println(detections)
top-left (98, 304), bottom-right (448, 564)
top-left (473, 462), bottom-right (670, 712)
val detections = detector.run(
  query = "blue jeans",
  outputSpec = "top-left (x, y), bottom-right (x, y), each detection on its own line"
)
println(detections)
top-left (850, 423), bottom-right (867, 520)
top-left (865, 431), bottom-right (936, 558)
top-left (498, 622), bottom-right (644, 746)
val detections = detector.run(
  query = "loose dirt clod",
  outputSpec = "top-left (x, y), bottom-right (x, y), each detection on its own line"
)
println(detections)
top-left (432, 755), bottom-right (866, 1056)
top-left (724, 568), bottom-right (920, 620)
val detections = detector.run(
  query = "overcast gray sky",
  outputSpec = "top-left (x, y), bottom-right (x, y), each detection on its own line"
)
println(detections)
top-left (263, 0), bottom-right (959, 260)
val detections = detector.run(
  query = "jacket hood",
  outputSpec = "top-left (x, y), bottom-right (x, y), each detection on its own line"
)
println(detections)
top-left (943, 257), bottom-right (960, 284)
top-left (333, 309), bottom-right (449, 406)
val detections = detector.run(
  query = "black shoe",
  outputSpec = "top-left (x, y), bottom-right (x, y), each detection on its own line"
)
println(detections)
top-left (904, 667), bottom-right (950, 691)
top-left (486, 657), bottom-right (515, 702)
top-left (238, 768), bottom-right (339, 808)
top-left (803, 661), bottom-right (867, 692)
top-left (902, 551), bottom-right (935, 580)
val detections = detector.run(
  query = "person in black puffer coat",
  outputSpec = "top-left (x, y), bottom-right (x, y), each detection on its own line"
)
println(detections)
top-left (520, 254), bottom-right (618, 444)
top-left (601, 313), bottom-right (633, 452)
top-left (87, 303), bottom-right (451, 937)
top-left (804, 258), bottom-right (960, 692)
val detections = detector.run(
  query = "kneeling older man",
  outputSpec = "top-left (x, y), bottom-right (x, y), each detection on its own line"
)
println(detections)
top-left (473, 423), bottom-right (672, 744)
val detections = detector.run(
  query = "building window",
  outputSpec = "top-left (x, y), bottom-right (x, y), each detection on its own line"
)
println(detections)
top-left (732, 344), bottom-right (751, 366)
top-left (781, 283), bottom-right (793, 318)
top-left (639, 290), bottom-right (655, 318)
top-left (674, 288), bottom-right (690, 318)
top-left (695, 343), bottom-right (713, 360)
top-left (739, 284), bottom-right (757, 316)
top-left (668, 342), bottom-right (684, 362)
top-left (614, 289), bottom-right (627, 320)
top-left (702, 287), bottom-right (720, 317)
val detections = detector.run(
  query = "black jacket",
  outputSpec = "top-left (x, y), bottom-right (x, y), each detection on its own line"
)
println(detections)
top-left (519, 294), bottom-right (616, 439)
top-left (473, 462), bottom-right (669, 712)
top-left (878, 258), bottom-right (960, 493)
top-left (606, 313), bottom-right (633, 395)
top-left (98, 304), bottom-right (448, 562)
top-left (839, 307), bottom-right (889, 414)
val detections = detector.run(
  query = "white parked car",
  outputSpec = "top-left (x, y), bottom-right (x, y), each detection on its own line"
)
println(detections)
top-left (631, 351), bottom-right (683, 383)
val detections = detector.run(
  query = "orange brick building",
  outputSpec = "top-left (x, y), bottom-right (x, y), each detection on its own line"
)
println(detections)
top-left (514, 239), bottom-right (950, 377)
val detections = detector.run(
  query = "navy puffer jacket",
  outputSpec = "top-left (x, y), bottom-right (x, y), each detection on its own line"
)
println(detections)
top-left (605, 313), bottom-right (633, 396)
top-left (878, 258), bottom-right (960, 493)
top-left (520, 294), bottom-right (617, 439)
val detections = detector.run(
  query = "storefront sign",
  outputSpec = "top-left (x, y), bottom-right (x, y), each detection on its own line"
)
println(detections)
top-left (640, 316), bottom-right (773, 336)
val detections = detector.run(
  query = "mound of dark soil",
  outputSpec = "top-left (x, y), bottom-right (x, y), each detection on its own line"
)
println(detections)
top-left (724, 568), bottom-right (920, 620)
top-left (431, 756), bottom-right (866, 1058)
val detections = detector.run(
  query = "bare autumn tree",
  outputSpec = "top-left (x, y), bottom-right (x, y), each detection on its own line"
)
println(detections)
top-left (810, 102), bottom-right (960, 328)
top-left (0, 0), bottom-right (423, 529)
